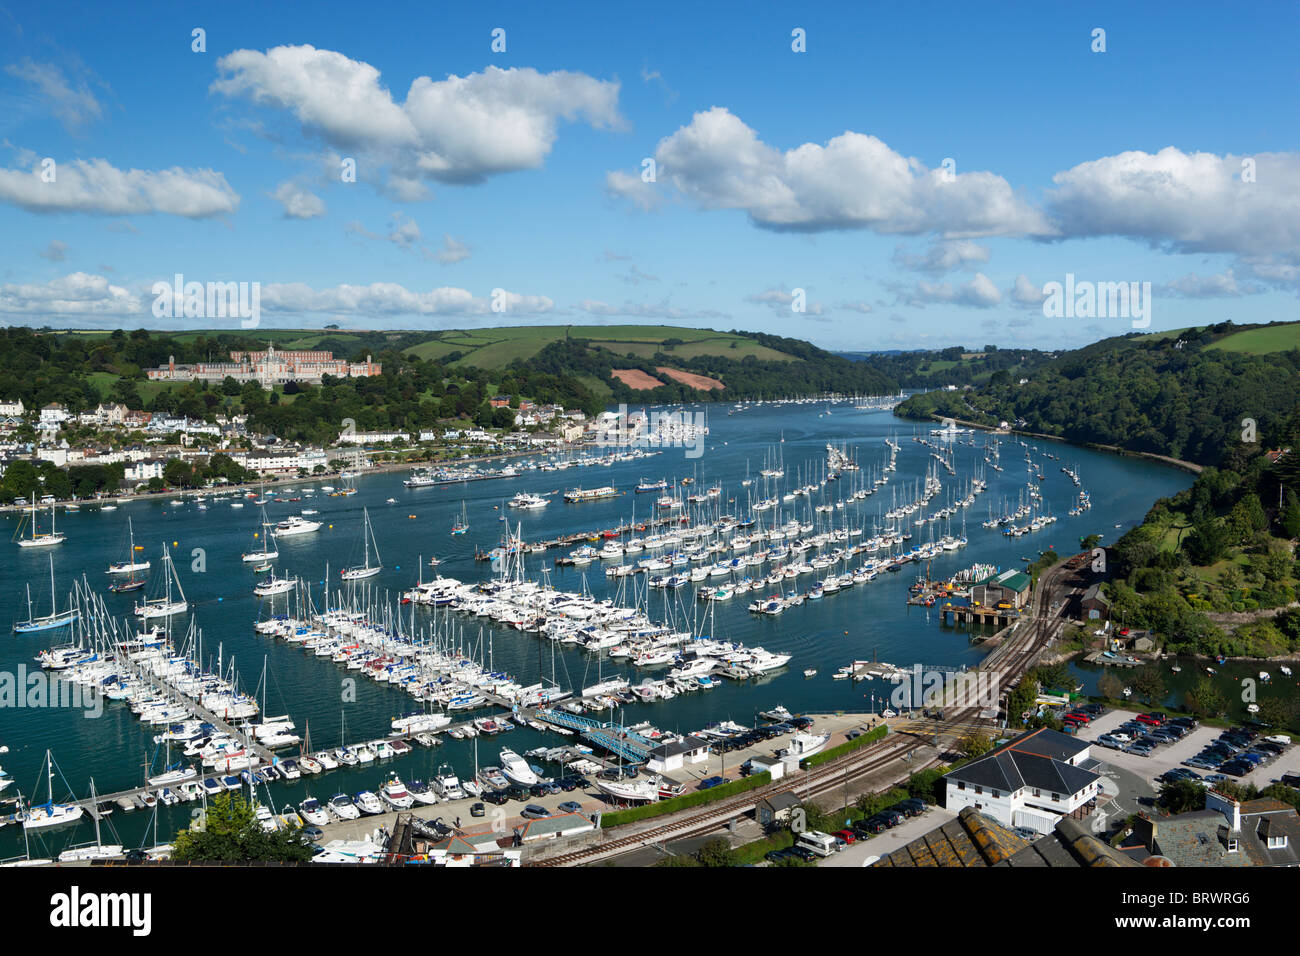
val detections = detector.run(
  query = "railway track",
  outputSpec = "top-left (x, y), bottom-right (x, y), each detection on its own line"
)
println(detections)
top-left (535, 560), bottom-right (1078, 866)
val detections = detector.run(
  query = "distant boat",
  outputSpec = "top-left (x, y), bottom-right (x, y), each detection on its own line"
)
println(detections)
top-left (15, 493), bottom-right (64, 548)
top-left (341, 507), bottom-right (382, 580)
top-left (451, 501), bottom-right (469, 535)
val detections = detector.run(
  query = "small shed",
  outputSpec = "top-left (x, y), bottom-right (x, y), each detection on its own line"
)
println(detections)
top-left (755, 791), bottom-right (802, 830)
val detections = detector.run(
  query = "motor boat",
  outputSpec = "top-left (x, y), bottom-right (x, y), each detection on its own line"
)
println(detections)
top-left (299, 797), bottom-right (330, 826)
top-left (779, 732), bottom-right (831, 761)
top-left (406, 780), bottom-right (440, 806)
top-left (499, 748), bottom-right (539, 787)
top-left (433, 763), bottom-right (465, 800)
top-left (354, 790), bottom-right (384, 815)
top-left (380, 775), bottom-right (415, 810)
top-left (329, 793), bottom-right (360, 820)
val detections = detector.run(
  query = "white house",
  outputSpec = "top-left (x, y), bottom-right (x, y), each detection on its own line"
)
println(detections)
top-left (125, 460), bottom-right (166, 483)
top-left (337, 430), bottom-right (409, 445)
top-left (944, 728), bottom-right (1102, 835)
top-left (644, 735), bottom-right (711, 775)
top-left (0, 399), bottom-right (24, 416)
top-left (39, 403), bottom-right (69, 428)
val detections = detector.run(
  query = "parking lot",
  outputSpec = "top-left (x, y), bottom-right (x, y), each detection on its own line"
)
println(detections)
top-left (820, 805), bottom-right (956, 867)
top-left (1071, 707), bottom-right (1300, 791)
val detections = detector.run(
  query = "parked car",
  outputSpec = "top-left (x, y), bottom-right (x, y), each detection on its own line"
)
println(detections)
top-left (482, 789), bottom-right (509, 805)
top-left (895, 798), bottom-right (927, 817)
top-left (469, 802), bottom-right (486, 817)
top-left (506, 785), bottom-right (532, 801)
top-left (698, 776), bottom-right (727, 790)
top-left (557, 801), bottom-right (583, 814)
top-left (879, 809), bottom-right (905, 828)
top-left (520, 804), bottom-right (551, 820)
top-left (1264, 734), bottom-right (1292, 745)
top-left (859, 815), bottom-right (889, 834)
top-left (835, 828), bottom-right (857, 845)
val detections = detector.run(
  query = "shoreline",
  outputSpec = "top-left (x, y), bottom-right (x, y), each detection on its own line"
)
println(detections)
top-left (0, 442), bottom-right (598, 516)
top-left (909, 413), bottom-right (1204, 475)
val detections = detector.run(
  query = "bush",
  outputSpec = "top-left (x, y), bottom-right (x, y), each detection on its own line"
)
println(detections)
top-left (600, 772), bottom-right (772, 828)
top-left (802, 725), bottom-right (889, 768)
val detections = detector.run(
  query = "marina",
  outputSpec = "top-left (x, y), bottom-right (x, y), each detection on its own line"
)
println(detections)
top-left (0, 397), bottom-right (1193, 860)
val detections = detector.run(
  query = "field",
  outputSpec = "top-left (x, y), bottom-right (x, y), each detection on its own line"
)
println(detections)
top-left (60, 325), bottom-right (797, 372)
top-left (611, 368), bottom-right (666, 389)
top-left (655, 366), bottom-right (724, 390)
top-left (1205, 323), bottom-right (1300, 355)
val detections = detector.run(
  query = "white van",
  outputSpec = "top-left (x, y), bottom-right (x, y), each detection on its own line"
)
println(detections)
top-left (796, 830), bottom-right (838, 858)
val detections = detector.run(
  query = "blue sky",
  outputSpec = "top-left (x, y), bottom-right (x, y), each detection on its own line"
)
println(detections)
top-left (1, 0), bottom-right (1297, 350)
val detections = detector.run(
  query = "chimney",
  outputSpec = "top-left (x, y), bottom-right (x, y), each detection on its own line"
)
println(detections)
top-left (1206, 789), bottom-right (1241, 832)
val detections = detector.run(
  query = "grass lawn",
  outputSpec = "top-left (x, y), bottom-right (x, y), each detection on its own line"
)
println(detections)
top-left (1205, 323), bottom-right (1300, 355)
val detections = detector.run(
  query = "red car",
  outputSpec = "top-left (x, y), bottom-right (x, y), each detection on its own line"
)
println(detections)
top-left (835, 829), bottom-right (857, 845)
top-left (1135, 714), bottom-right (1164, 726)
top-left (1065, 712), bottom-right (1091, 724)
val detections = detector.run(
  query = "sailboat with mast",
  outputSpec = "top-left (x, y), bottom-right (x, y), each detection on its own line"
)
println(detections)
top-left (21, 750), bottom-right (84, 830)
top-left (450, 501), bottom-right (469, 535)
top-left (13, 555), bottom-right (79, 633)
top-left (107, 516), bottom-right (150, 593)
top-left (15, 492), bottom-right (65, 548)
top-left (341, 507), bottom-right (382, 580)
top-left (241, 500), bottom-right (279, 563)
top-left (134, 543), bottom-right (189, 619)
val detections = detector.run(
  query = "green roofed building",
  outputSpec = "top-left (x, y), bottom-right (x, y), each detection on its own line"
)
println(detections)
top-left (972, 569), bottom-right (1031, 610)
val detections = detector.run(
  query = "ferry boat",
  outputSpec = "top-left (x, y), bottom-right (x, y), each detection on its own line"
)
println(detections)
top-left (564, 486), bottom-right (617, 503)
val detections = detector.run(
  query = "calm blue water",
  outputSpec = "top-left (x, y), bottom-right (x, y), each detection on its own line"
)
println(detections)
top-left (0, 400), bottom-right (1193, 856)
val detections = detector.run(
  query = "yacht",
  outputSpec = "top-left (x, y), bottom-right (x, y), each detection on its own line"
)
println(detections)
top-left (253, 576), bottom-right (296, 597)
top-left (107, 517), bottom-right (150, 574)
top-left (593, 775), bottom-right (660, 803)
top-left (380, 774), bottom-right (415, 810)
top-left (341, 508), bottom-right (383, 580)
top-left (22, 751), bottom-right (84, 830)
top-left (499, 748), bottom-right (539, 787)
top-left (353, 790), bottom-right (384, 815)
top-left (391, 711), bottom-right (451, 734)
top-left (433, 763), bottom-right (465, 800)
top-left (329, 793), bottom-right (360, 820)
top-left (508, 492), bottom-right (550, 510)
top-left (299, 797), bottom-right (330, 826)
top-left (780, 732), bottom-right (830, 761)
top-left (275, 515), bottom-right (322, 537)
top-left (16, 494), bottom-right (65, 548)
top-left (406, 779), bottom-right (439, 805)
